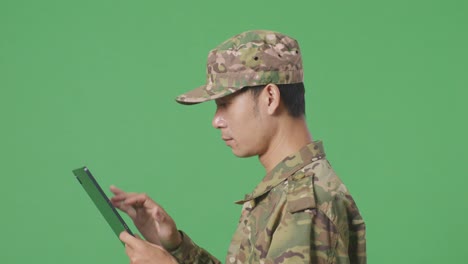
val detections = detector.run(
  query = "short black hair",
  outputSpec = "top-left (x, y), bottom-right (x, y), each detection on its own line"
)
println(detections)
top-left (241, 83), bottom-right (306, 117)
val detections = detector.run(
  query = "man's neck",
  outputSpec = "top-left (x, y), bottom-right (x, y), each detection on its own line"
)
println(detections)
top-left (259, 117), bottom-right (313, 173)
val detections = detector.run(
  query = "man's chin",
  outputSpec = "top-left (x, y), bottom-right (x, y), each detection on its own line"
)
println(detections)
top-left (231, 149), bottom-right (256, 158)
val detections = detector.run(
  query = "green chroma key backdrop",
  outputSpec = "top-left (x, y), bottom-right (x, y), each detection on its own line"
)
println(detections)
top-left (1, 0), bottom-right (467, 263)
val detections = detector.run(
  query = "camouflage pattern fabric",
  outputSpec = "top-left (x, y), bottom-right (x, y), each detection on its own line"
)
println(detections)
top-left (171, 141), bottom-right (367, 264)
top-left (176, 30), bottom-right (303, 105)
top-left (170, 232), bottom-right (221, 264)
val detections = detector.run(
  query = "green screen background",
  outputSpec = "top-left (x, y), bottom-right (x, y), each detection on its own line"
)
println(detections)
top-left (1, 0), bottom-right (467, 263)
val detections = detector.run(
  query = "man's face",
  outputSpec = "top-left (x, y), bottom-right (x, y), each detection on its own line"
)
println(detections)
top-left (212, 90), bottom-right (269, 157)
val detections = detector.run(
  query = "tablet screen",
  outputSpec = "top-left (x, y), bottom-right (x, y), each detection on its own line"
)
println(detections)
top-left (73, 166), bottom-right (133, 243)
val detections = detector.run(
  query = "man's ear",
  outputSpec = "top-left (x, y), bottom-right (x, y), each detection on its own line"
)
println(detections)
top-left (262, 84), bottom-right (281, 115)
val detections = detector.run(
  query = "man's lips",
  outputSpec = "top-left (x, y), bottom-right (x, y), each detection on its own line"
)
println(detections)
top-left (222, 136), bottom-right (234, 146)
top-left (222, 137), bottom-right (233, 146)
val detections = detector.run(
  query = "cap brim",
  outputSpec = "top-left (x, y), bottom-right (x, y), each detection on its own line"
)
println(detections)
top-left (175, 85), bottom-right (242, 105)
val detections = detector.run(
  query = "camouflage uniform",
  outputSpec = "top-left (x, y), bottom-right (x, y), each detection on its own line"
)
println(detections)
top-left (173, 30), bottom-right (366, 263)
top-left (171, 141), bottom-right (366, 263)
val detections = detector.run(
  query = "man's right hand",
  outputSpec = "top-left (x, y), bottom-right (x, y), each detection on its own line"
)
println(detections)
top-left (110, 185), bottom-right (182, 251)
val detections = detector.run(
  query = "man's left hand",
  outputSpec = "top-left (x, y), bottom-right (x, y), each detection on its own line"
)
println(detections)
top-left (120, 231), bottom-right (179, 264)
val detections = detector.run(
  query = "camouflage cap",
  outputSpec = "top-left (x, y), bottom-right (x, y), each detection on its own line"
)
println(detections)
top-left (176, 30), bottom-right (303, 105)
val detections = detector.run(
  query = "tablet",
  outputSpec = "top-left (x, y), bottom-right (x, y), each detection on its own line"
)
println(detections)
top-left (72, 166), bottom-right (133, 243)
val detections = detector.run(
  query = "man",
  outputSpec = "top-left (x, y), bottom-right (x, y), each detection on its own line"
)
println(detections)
top-left (111, 30), bottom-right (367, 264)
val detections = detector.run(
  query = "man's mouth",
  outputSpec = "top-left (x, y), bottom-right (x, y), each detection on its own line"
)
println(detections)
top-left (222, 137), bottom-right (233, 145)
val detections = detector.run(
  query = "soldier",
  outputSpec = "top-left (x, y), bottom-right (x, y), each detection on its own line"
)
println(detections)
top-left (111, 30), bottom-right (367, 264)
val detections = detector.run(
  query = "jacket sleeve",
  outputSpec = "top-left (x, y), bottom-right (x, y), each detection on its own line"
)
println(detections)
top-left (170, 231), bottom-right (222, 264)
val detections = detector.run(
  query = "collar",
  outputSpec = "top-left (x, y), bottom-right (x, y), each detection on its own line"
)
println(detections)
top-left (235, 140), bottom-right (326, 205)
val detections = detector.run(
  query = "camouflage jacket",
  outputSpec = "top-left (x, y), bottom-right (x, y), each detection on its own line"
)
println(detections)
top-left (171, 141), bottom-right (366, 263)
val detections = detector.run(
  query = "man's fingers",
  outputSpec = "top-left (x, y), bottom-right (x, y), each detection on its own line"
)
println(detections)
top-left (123, 193), bottom-right (156, 207)
top-left (110, 192), bottom-right (145, 205)
top-left (109, 188), bottom-right (163, 224)
top-left (116, 203), bottom-right (137, 218)
top-left (120, 231), bottom-right (139, 248)
top-left (119, 231), bottom-right (132, 245)
top-left (110, 185), bottom-right (125, 195)
top-left (110, 192), bottom-right (143, 218)
top-left (109, 188), bottom-right (158, 209)
top-left (124, 242), bottom-right (133, 257)
top-left (110, 194), bottom-right (130, 207)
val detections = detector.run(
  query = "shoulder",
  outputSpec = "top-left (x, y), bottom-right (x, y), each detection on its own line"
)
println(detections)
top-left (284, 159), bottom-right (322, 213)
top-left (307, 159), bottom-right (349, 201)
top-left (285, 159), bottom-right (354, 216)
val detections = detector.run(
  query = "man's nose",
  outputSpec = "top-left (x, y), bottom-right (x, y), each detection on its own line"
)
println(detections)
top-left (212, 112), bottom-right (227, 129)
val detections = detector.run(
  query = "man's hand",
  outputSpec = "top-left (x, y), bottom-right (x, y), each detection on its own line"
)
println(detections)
top-left (120, 232), bottom-right (179, 264)
top-left (110, 185), bottom-right (182, 250)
